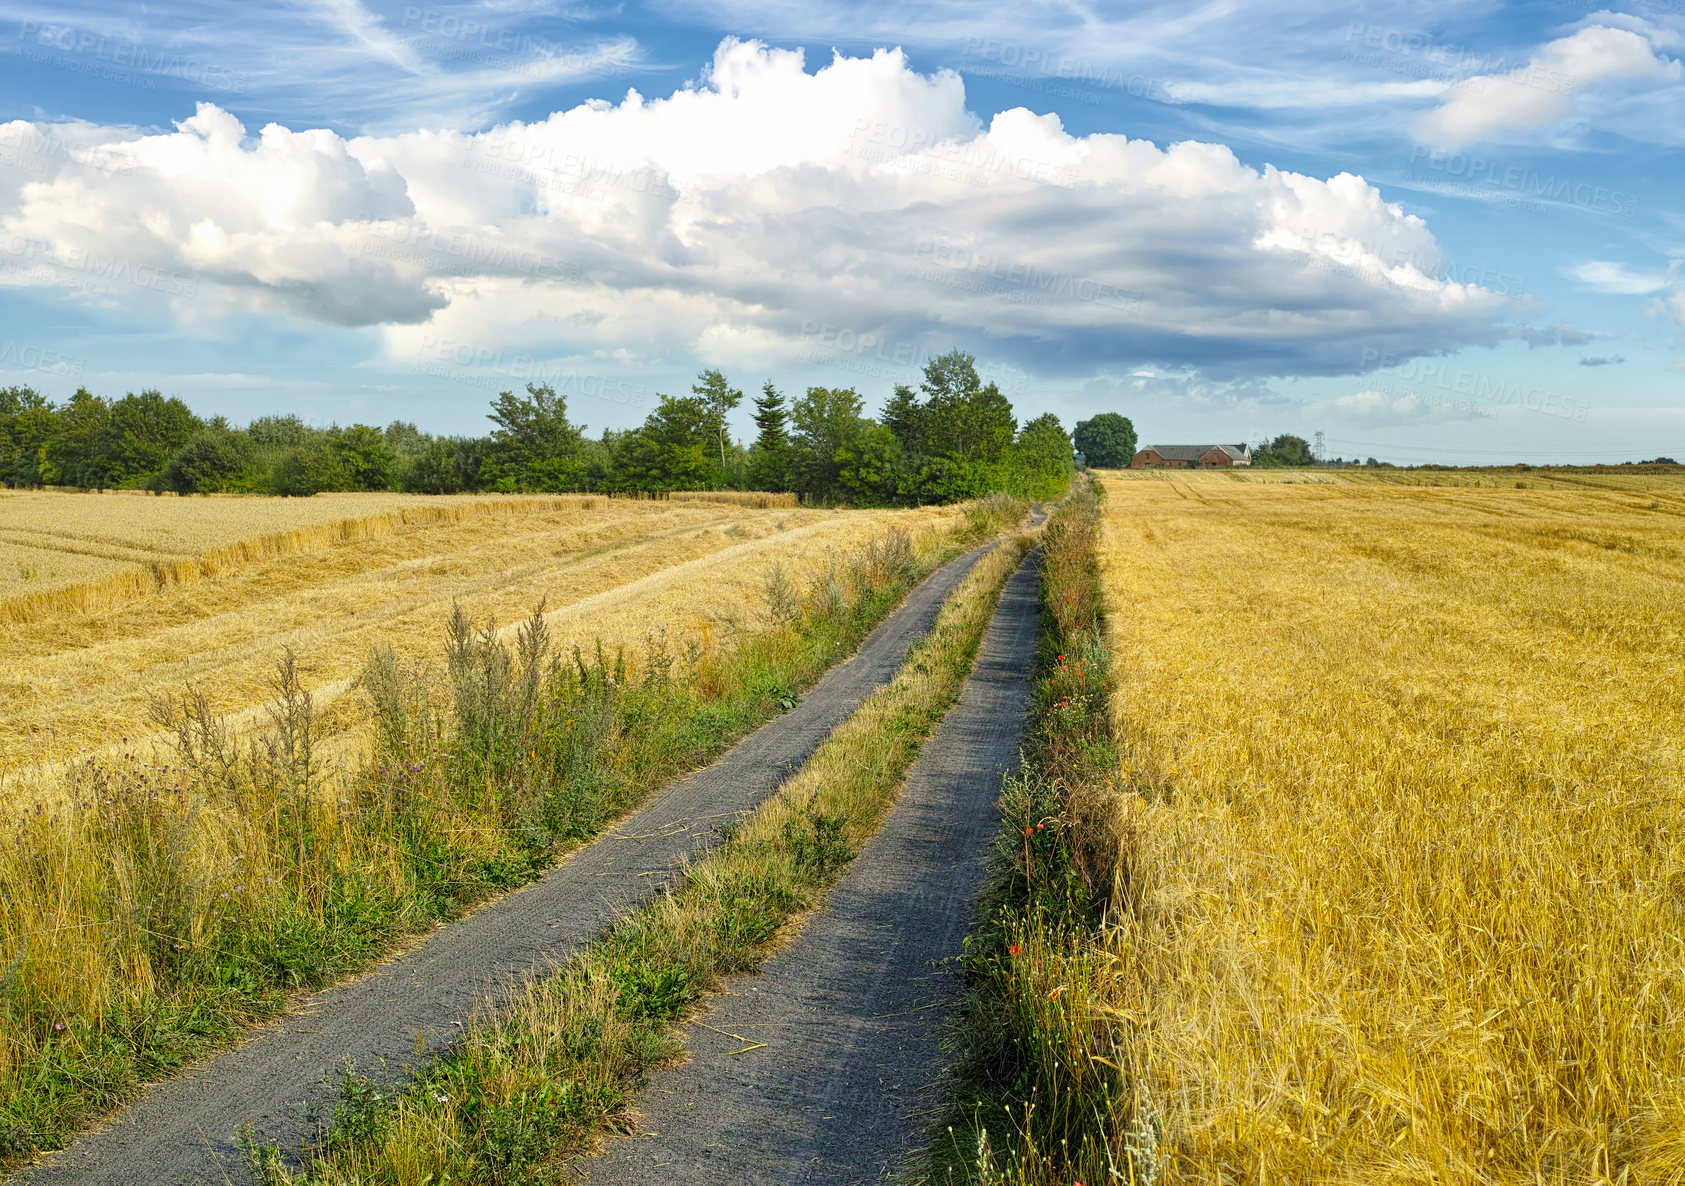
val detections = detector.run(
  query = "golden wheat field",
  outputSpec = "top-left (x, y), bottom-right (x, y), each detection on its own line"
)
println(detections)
top-left (1166, 465), bottom-right (1685, 492)
top-left (1096, 470), bottom-right (1685, 1184)
top-left (0, 491), bottom-right (957, 781)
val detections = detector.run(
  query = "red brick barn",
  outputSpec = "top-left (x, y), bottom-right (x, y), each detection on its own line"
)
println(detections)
top-left (1130, 444), bottom-right (1253, 468)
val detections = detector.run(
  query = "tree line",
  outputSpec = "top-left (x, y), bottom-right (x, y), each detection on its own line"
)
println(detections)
top-left (0, 350), bottom-right (1075, 504)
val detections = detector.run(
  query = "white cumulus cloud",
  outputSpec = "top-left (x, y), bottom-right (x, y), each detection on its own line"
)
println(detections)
top-left (0, 38), bottom-right (1528, 376)
top-left (1, 105), bottom-right (432, 325)
top-left (1415, 25), bottom-right (1681, 148)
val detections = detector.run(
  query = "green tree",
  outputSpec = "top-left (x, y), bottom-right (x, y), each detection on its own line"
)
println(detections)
top-left (49, 388), bottom-right (114, 488)
top-left (1073, 412), bottom-right (1137, 468)
top-left (692, 369), bottom-right (744, 471)
top-left (1256, 433), bottom-right (1314, 467)
top-left (247, 414), bottom-right (312, 450)
top-left (161, 428), bottom-right (257, 493)
top-left (597, 428), bottom-right (635, 491)
top-left (0, 386), bottom-right (58, 487)
top-left (880, 383), bottom-right (925, 454)
top-left (272, 437), bottom-right (351, 496)
top-left (383, 420), bottom-right (427, 459)
top-left (746, 381), bottom-right (792, 492)
top-left (331, 424), bottom-right (395, 490)
top-left (789, 386), bottom-right (867, 501)
top-left (1012, 412), bottom-right (1074, 498)
top-left (905, 454), bottom-right (988, 504)
top-left (918, 350), bottom-right (1015, 464)
top-left (571, 433), bottom-right (616, 492)
top-left (398, 436), bottom-right (485, 494)
top-left (0, 388), bottom-right (19, 486)
top-left (835, 423), bottom-right (903, 503)
top-left (105, 390), bottom-right (203, 486)
top-left (617, 394), bottom-right (714, 491)
top-left (486, 383), bottom-right (586, 491)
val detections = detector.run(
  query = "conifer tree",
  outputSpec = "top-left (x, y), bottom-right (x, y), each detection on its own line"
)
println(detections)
top-left (746, 380), bottom-right (792, 491)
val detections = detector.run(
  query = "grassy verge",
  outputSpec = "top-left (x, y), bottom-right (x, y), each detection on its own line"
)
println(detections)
top-left (0, 495), bottom-right (1028, 1171)
top-left (255, 529), bottom-right (1037, 1184)
top-left (925, 478), bottom-right (1147, 1185)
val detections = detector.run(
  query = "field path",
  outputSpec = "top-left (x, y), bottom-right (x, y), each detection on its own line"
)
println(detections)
top-left (570, 552), bottom-right (1041, 1186)
top-left (11, 543), bottom-right (996, 1186)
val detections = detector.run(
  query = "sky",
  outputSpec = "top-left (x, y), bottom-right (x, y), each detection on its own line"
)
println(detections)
top-left (0, 1), bottom-right (1681, 464)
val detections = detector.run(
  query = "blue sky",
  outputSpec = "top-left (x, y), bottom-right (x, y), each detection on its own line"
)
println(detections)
top-left (1, 0), bottom-right (1681, 463)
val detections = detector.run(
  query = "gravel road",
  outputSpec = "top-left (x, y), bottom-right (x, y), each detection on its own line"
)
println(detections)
top-left (12, 543), bottom-right (995, 1186)
top-left (571, 550), bottom-right (1041, 1186)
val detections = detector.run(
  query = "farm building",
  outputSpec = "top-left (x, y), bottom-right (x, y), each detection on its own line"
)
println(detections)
top-left (1131, 444), bottom-right (1253, 468)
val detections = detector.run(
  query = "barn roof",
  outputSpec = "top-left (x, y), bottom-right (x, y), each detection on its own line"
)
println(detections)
top-left (1141, 444), bottom-right (1249, 462)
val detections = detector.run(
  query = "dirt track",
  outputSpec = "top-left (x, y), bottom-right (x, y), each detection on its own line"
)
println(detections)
top-left (571, 552), bottom-right (1041, 1185)
top-left (11, 544), bottom-right (995, 1186)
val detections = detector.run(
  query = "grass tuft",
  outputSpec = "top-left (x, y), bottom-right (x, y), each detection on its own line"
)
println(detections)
top-left (926, 476), bottom-right (1148, 1186)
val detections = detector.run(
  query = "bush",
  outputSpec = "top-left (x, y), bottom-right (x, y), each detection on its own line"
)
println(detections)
top-left (160, 429), bottom-right (257, 493)
top-left (398, 438), bottom-right (484, 494)
top-left (1255, 433), bottom-right (1314, 467)
top-left (270, 439), bottom-right (351, 496)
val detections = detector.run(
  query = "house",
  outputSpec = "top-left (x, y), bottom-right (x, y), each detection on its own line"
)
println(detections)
top-left (1131, 444), bottom-right (1252, 468)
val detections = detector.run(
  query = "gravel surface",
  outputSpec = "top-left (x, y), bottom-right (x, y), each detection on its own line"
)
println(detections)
top-left (571, 551), bottom-right (1041, 1186)
top-left (12, 544), bottom-right (995, 1186)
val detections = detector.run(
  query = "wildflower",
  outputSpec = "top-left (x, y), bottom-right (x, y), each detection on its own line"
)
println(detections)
top-left (1025, 827), bottom-right (1034, 836)
top-left (53, 1022), bottom-right (64, 1031)
top-left (1008, 944), bottom-right (1020, 957)
top-left (1036, 823), bottom-right (1044, 830)
top-left (435, 1094), bottom-right (448, 1104)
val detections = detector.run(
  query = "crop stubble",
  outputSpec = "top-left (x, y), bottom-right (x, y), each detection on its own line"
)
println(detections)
top-left (1, 493), bottom-right (959, 781)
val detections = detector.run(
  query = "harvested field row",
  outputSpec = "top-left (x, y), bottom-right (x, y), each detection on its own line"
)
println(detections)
top-left (0, 493), bottom-right (605, 622)
top-left (2, 496), bottom-right (959, 776)
top-left (666, 490), bottom-right (801, 508)
top-left (0, 489), bottom-right (806, 621)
